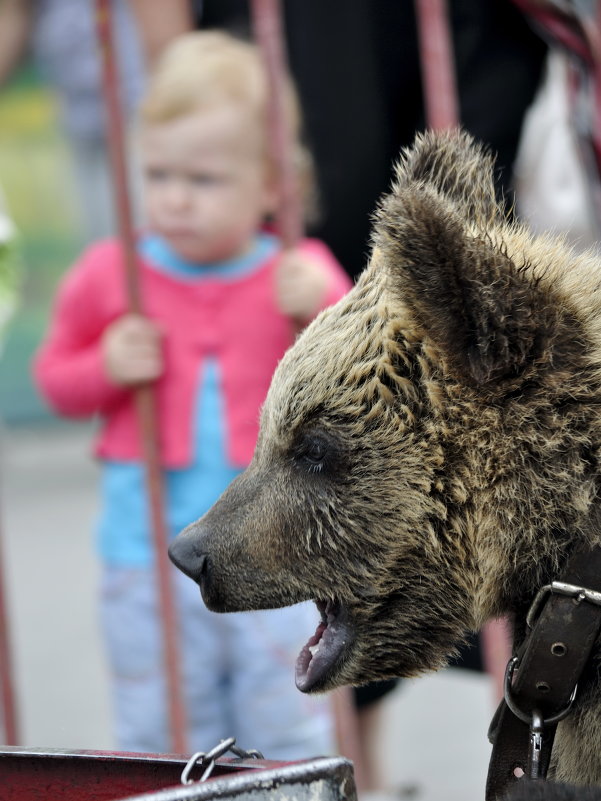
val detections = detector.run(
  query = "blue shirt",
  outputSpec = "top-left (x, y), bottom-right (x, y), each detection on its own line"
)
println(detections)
top-left (97, 233), bottom-right (279, 566)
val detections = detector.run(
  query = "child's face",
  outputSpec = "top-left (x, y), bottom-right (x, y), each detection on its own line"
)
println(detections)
top-left (139, 105), bottom-right (276, 263)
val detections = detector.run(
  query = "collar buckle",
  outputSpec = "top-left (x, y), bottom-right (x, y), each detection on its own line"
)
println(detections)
top-left (527, 580), bottom-right (601, 629)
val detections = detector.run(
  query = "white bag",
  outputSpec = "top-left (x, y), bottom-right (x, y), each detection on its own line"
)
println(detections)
top-left (512, 49), bottom-right (600, 252)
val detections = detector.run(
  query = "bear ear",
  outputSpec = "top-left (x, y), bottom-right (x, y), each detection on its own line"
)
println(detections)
top-left (374, 135), bottom-right (548, 388)
top-left (394, 129), bottom-right (500, 227)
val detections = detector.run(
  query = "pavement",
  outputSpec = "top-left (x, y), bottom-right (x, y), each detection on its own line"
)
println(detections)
top-left (0, 421), bottom-right (494, 800)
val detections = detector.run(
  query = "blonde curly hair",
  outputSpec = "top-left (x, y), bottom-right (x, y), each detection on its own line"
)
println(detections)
top-left (139, 31), bottom-right (316, 218)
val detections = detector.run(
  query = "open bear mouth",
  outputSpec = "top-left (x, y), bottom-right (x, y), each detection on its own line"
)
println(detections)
top-left (295, 600), bottom-right (352, 692)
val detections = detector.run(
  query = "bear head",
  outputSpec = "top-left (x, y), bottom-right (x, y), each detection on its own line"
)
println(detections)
top-left (170, 130), bottom-right (601, 695)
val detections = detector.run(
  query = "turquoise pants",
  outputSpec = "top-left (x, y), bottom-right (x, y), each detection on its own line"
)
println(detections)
top-left (99, 565), bottom-right (335, 758)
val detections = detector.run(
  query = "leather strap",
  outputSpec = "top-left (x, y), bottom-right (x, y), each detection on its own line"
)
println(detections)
top-left (486, 544), bottom-right (601, 800)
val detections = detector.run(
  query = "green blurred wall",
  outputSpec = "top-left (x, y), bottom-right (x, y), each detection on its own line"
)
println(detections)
top-left (0, 65), bottom-right (84, 422)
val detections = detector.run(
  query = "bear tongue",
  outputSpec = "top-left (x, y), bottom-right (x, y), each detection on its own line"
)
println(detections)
top-left (295, 601), bottom-right (350, 693)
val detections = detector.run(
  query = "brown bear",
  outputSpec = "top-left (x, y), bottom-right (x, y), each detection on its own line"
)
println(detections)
top-left (169, 130), bottom-right (601, 791)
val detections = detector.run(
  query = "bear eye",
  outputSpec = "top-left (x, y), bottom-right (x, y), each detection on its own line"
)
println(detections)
top-left (297, 435), bottom-right (329, 472)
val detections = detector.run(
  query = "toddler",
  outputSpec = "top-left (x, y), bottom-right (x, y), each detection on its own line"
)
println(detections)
top-left (33, 31), bottom-right (351, 756)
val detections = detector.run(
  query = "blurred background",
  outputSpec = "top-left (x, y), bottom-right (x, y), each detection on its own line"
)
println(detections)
top-left (0, 61), bottom-right (83, 420)
top-left (1, 1), bottom-right (600, 800)
top-left (0, 18), bottom-right (493, 799)
top-left (0, 44), bottom-right (112, 746)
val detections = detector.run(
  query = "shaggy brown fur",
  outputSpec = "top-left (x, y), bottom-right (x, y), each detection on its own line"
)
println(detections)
top-left (169, 130), bottom-right (601, 788)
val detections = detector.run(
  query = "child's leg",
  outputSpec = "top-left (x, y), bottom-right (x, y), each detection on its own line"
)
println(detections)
top-left (176, 568), bottom-right (232, 751)
top-left (100, 565), bottom-right (228, 752)
top-left (100, 565), bottom-right (168, 751)
top-left (228, 603), bottom-right (335, 761)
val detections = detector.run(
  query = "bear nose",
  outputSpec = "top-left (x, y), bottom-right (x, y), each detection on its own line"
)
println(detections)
top-left (168, 533), bottom-right (208, 584)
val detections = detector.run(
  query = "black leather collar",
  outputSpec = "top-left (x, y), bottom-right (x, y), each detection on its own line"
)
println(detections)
top-left (486, 543), bottom-right (601, 799)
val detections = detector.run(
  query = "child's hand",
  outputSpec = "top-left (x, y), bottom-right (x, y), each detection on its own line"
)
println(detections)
top-left (102, 314), bottom-right (163, 386)
top-left (275, 249), bottom-right (330, 321)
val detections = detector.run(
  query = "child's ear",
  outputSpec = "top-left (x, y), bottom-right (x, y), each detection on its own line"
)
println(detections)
top-left (261, 170), bottom-right (280, 218)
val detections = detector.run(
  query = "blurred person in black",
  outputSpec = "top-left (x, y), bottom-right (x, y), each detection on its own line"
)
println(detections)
top-left (195, 0), bottom-right (547, 279)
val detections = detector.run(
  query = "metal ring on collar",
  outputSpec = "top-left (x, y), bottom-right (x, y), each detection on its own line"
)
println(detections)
top-left (503, 656), bottom-right (578, 726)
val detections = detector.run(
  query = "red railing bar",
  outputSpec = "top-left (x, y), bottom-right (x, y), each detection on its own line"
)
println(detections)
top-left (414, 0), bottom-right (511, 697)
top-left (414, 0), bottom-right (459, 130)
top-left (249, 0), bottom-right (367, 775)
top-left (0, 745), bottom-right (288, 801)
top-left (0, 512), bottom-right (19, 745)
top-left (94, 0), bottom-right (187, 753)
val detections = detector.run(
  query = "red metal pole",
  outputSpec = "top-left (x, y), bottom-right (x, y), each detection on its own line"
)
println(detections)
top-left (0, 513), bottom-right (19, 745)
top-left (94, 0), bottom-right (187, 753)
top-left (249, 0), bottom-right (365, 771)
top-left (414, 0), bottom-right (459, 130)
top-left (414, 0), bottom-right (510, 699)
top-left (481, 617), bottom-right (511, 703)
top-left (250, 0), bottom-right (303, 249)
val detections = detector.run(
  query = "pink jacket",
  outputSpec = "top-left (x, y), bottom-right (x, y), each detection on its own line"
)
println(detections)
top-left (33, 237), bottom-right (351, 468)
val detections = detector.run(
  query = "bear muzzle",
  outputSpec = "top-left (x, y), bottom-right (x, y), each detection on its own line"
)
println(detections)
top-left (168, 531), bottom-right (206, 581)
top-left (168, 530), bottom-right (225, 611)
top-left (169, 522), bottom-right (266, 612)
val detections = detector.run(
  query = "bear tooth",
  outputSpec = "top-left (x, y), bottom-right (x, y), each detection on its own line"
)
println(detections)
top-left (309, 643), bottom-right (320, 657)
